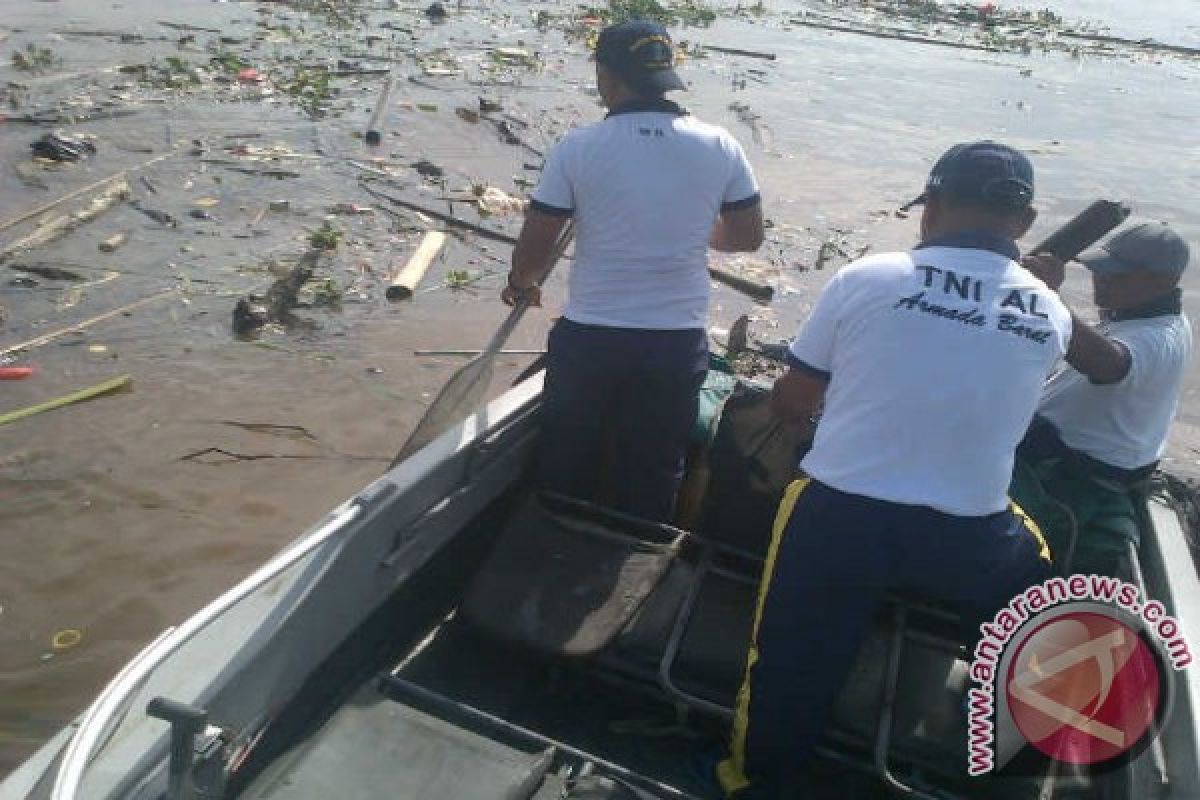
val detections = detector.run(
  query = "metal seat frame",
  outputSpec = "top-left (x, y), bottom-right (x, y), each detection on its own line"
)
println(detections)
top-left (595, 528), bottom-right (970, 800)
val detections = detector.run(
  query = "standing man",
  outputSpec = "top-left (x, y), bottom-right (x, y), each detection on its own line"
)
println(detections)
top-left (1017, 223), bottom-right (1192, 574)
top-left (502, 19), bottom-right (763, 523)
top-left (718, 142), bottom-right (1067, 797)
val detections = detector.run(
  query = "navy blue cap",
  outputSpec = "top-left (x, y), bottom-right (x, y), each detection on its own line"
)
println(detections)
top-left (595, 20), bottom-right (686, 95)
top-left (1080, 222), bottom-right (1190, 275)
top-left (905, 141), bottom-right (1035, 212)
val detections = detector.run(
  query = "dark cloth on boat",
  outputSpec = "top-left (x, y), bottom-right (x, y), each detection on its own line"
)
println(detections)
top-left (718, 478), bottom-right (1051, 797)
top-left (540, 318), bottom-right (708, 522)
top-left (1010, 416), bottom-right (1145, 576)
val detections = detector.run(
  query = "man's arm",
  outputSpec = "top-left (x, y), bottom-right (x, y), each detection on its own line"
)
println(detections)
top-left (1022, 253), bottom-right (1131, 385)
top-left (770, 366), bottom-right (828, 424)
top-left (1064, 316), bottom-right (1131, 384)
top-left (711, 202), bottom-right (764, 253)
top-left (503, 208), bottom-right (570, 306)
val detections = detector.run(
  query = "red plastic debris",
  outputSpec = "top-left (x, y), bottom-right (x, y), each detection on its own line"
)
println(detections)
top-left (237, 68), bottom-right (263, 84)
top-left (0, 366), bottom-right (36, 380)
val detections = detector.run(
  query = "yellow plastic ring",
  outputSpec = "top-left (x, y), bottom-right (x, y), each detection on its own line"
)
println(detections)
top-left (51, 629), bottom-right (82, 650)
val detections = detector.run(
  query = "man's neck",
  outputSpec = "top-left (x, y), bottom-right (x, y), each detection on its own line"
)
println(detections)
top-left (604, 95), bottom-right (684, 118)
top-left (915, 228), bottom-right (1020, 261)
top-left (1101, 289), bottom-right (1183, 322)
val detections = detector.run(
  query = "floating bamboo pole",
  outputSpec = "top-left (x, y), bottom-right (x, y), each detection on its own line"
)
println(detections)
top-left (387, 231), bottom-right (447, 301)
top-left (0, 374), bottom-right (131, 427)
top-left (0, 290), bottom-right (176, 358)
top-left (0, 151), bottom-right (173, 236)
top-left (0, 180), bottom-right (131, 263)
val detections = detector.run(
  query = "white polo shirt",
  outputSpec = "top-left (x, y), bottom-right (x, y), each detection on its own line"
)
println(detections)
top-left (531, 99), bottom-right (759, 330)
top-left (790, 235), bottom-right (1072, 517)
top-left (1037, 308), bottom-right (1192, 470)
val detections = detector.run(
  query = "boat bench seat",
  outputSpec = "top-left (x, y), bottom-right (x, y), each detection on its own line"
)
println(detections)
top-left (459, 381), bottom-right (975, 791)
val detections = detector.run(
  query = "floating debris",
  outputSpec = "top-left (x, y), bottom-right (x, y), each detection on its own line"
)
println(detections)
top-left (10, 264), bottom-right (83, 281)
top-left (0, 180), bottom-right (131, 264)
top-left (10, 44), bottom-right (59, 73)
top-left (387, 231), bottom-right (446, 301)
top-left (130, 203), bottom-right (179, 227)
top-left (0, 375), bottom-right (132, 427)
top-left (0, 365), bottom-right (36, 380)
top-left (233, 250), bottom-right (322, 335)
top-left (98, 231), bottom-right (131, 253)
top-left (412, 159), bottom-right (444, 179)
top-left (476, 187), bottom-right (526, 216)
top-left (30, 132), bottom-right (97, 163)
top-left (308, 221), bottom-right (342, 251)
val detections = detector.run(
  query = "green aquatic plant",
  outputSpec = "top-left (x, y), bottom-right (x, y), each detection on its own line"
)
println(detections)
top-left (11, 44), bottom-right (59, 74)
top-left (597, 0), bottom-right (716, 26)
top-left (209, 50), bottom-right (248, 74)
top-left (309, 221), bottom-right (343, 250)
top-left (282, 66), bottom-right (333, 118)
top-left (445, 269), bottom-right (480, 290)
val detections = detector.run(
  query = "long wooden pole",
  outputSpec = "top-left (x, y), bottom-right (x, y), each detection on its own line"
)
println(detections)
top-left (0, 290), bottom-right (176, 358)
top-left (364, 74), bottom-right (396, 146)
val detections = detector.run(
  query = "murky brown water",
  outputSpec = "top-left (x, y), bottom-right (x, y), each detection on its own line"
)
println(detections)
top-left (2, 0), bottom-right (1199, 777)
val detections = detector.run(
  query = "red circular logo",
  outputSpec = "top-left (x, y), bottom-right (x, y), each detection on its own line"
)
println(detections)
top-left (1006, 611), bottom-right (1162, 765)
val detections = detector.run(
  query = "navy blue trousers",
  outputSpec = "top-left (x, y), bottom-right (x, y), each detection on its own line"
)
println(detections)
top-left (721, 479), bottom-right (1052, 798)
top-left (539, 318), bottom-right (708, 523)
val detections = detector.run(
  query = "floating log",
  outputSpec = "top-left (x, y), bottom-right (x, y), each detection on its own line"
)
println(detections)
top-left (361, 184), bottom-right (523, 246)
top-left (0, 180), bottom-right (130, 264)
top-left (9, 264), bottom-right (83, 281)
top-left (232, 250), bottom-right (322, 334)
top-left (387, 231), bottom-right (447, 301)
top-left (0, 151), bottom-right (173, 236)
top-left (708, 264), bottom-right (774, 303)
top-left (702, 45), bottom-right (777, 60)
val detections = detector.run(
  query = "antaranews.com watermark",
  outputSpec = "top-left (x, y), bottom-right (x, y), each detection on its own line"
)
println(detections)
top-left (967, 574), bottom-right (1191, 776)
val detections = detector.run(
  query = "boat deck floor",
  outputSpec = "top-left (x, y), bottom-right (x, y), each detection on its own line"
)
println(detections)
top-left (241, 613), bottom-right (901, 800)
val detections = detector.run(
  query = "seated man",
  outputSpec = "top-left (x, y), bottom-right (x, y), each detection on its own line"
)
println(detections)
top-left (1016, 223), bottom-right (1192, 575)
top-left (717, 142), bottom-right (1066, 797)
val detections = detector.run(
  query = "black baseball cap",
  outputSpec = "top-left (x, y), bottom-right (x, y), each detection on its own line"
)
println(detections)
top-left (1079, 222), bottom-right (1190, 275)
top-left (903, 141), bottom-right (1035, 212)
top-left (595, 20), bottom-right (686, 95)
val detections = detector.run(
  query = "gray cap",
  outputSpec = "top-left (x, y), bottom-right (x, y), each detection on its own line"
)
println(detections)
top-left (1079, 222), bottom-right (1190, 275)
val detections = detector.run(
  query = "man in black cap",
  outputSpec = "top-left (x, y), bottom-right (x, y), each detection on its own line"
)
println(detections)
top-left (718, 141), bottom-right (1067, 797)
top-left (502, 20), bottom-right (763, 523)
top-left (1016, 223), bottom-right (1192, 574)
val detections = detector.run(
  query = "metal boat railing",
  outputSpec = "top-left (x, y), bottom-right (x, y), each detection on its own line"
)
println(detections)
top-left (50, 502), bottom-right (363, 800)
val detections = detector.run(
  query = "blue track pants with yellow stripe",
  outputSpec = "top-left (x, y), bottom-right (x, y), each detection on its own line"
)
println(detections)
top-left (718, 479), bottom-right (1052, 798)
